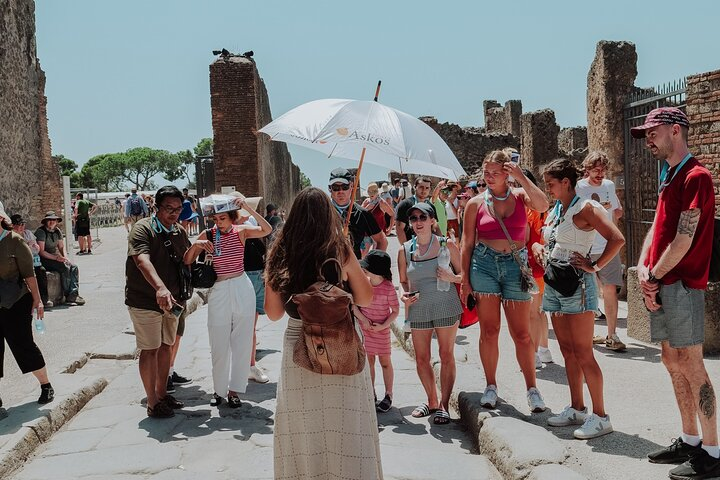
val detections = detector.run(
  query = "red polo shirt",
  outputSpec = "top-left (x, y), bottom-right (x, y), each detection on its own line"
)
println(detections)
top-left (646, 157), bottom-right (714, 290)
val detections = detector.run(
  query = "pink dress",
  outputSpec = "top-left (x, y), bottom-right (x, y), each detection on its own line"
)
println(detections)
top-left (359, 280), bottom-right (398, 355)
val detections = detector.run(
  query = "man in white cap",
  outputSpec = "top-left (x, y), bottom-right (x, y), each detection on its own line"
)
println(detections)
top-left (633, 107), bottom-right (719, 479)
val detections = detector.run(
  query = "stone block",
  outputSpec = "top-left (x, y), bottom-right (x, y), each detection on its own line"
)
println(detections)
top-left (478, 416), bottom-right (567, 480)
top-left (528, 464), bottom-right (587, 480)
top-left (46, 271), bottom-right (64, 305)
top-left (627, 267), bottom-right (720, 354)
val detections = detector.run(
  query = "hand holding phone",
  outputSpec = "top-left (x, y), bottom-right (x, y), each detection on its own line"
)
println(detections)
top-left (170, 302), bottom-right (185, 319)
top-left (466, 294), bottom-right (477, 310)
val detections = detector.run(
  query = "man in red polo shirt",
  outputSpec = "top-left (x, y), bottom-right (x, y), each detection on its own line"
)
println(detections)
top-left (633, 107), bottom-right (719, 479)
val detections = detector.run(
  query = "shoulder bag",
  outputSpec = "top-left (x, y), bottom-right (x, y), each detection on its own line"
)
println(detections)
top-left (493, 204), bottom-right (539, 294)
top-left (191, 229), bottom-right (217, 288)
top-left (160, 230), bottom-right (193, 301)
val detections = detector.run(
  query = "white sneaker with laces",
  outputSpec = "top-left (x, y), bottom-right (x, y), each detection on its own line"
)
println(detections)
top-left (573, 413), bottom-right (613, 439)
top-left (538, 347), bottom-right (554, 363)
top-left (481, 385), bottom-right (498, 408)
top-left (527, 387), bottom-right (546, 413)
top-left (547, 405), bottom-right (588, 426)
top-left (535, 353), bottom-right (543, 369)
top-left (248, 365), bottom-right (269, 383)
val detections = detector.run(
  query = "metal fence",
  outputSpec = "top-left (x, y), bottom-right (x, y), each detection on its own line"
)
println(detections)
top-left (623, 78), bottom-right (686, 266)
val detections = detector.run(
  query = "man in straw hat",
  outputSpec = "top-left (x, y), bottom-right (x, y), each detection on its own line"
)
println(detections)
top-left (633, 107), bottom-right (719, 479)
top-left (35, 211), bottom-right (84, 306)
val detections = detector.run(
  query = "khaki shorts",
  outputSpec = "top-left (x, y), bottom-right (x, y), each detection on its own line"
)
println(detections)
top-left (128, 307), bottom-right (178, 350)
top-left (590, 252), bottom-right (623, 286)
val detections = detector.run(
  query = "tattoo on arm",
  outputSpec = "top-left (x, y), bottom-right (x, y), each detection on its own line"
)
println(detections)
top-left (678, 208), bottom-right (700, 237)
top-left (699, 382), bottom-right (716, 419)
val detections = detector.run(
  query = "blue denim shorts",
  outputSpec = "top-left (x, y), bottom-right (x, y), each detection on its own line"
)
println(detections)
top-left (470, 243), bottom-right (531, 302)
top-left (245, 270), bottom-right (266, 315)
top-left (542, 271), bottom-right (598, 315)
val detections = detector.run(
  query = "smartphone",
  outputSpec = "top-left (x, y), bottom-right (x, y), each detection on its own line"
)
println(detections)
top-left (466, 294), bottom-right (477, 310)
top-left (170, 302), bottom-right (185, 319)
top-left (407, 290), bottom-right (420, 297)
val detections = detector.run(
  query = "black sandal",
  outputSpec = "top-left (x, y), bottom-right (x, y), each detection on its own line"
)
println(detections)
top-left (411, 403), bottom-right (438, 418)
top-left (433, 409), bottom-right (451, 425)
top-left (227, 395), bottom-right (242, 408)
top-left (210, 393), bottom-right (223, 407)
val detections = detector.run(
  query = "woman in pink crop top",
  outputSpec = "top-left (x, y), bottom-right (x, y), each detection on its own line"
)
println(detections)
top-left (460, 150), bottom-right (550, 412)
top-left (184, 196), bottom-right (272, 408)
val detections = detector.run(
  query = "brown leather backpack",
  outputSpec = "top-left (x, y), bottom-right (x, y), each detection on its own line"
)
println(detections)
top-left (291, 259), bottom-right (366, 376)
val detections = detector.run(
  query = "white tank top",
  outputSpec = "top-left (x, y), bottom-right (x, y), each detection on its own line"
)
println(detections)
top-left (543, 198), bottom-right (599, 262)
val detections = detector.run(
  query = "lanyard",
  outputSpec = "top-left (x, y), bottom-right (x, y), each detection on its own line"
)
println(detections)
top-left (658, 153), bottom-right (692, 195)
top-left (151, 215), bottom-right (175, 234)
top-left (214, 227), bottom-right (222, 256)
top-left (0, 230), bottom-right (8, 242)
top-left (410, 234), bottom-right (435, 259)
top-left (551, 195), bottom-right (581, 227)
top-left (331, 199), bottom-right (351, 218)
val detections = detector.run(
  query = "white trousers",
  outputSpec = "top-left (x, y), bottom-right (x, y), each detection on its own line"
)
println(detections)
top-left (207, 273), bottom-right (256, 395)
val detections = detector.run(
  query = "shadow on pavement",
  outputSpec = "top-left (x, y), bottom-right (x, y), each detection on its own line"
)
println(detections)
top-left (0, 401), bottom-right (45, 435)
top-left (593, 343), bottom-right (662, 363)
top-left (455, 334), bottom-right (470, 346)
top-left (255, 348), bottom-right (280, 361)
top-left (535, 362), bottom-right (569, 385)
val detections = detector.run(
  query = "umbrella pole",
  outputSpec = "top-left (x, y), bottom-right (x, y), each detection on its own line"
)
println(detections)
top-left (344, 146), bottom-right (366, 236)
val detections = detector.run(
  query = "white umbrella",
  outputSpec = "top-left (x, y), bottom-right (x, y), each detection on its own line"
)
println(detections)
top-left (258, 98), bottom-right (466, 180)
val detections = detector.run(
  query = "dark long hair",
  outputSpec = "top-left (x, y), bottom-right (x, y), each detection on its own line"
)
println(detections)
top-left (265, 187), bottom-right (351, 296)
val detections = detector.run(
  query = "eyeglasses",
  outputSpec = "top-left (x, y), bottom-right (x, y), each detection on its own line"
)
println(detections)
top-left (408, 214), bottom-right (429, 222)
top-left (330, 184), bottom-right (351, 192)
top-left (159, 205), bottom-right (183, 215)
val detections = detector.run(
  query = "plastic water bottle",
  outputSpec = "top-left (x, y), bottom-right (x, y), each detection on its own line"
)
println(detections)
top-left (437, 239), bottom-right (451, 291)
top-left (33, 308), bottom-right (45, 335)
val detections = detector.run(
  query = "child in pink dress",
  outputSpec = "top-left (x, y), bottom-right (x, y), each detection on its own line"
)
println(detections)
top-left (353, 250), bottom-right (399, 412)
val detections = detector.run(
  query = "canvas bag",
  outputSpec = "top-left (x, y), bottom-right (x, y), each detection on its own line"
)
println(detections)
top-left (291, 259), bottom-right (365, 376)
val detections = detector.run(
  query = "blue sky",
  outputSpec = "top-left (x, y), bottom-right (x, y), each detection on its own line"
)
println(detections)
top-left (36, 0), bottom-right (720, 190)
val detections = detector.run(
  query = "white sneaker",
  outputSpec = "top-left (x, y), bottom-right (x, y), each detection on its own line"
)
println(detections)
top-left (538, 347), bottom-right (554, 363)
top-left (481, 385), bottom-right (498, 408)
top-left (573, 413), bottom-right (613, 439)
top-left (248, 365), bottom-right (269, 383)
top-left (527, 387), bottom-right (546, 413)
top-left (547, 405), bottom-right (588, 426)
top-left (535, 353), bottom-right (543, 369)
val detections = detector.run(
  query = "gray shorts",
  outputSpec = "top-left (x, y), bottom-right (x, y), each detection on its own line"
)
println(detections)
top-left (649, 281), bottom-right (705, 348)
top-left (590, 253), bottom-right (623, 286)
top-left (410, 315), bottom-right (460, 331)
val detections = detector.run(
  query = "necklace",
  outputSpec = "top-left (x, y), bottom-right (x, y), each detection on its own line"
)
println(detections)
top-left (658, 152), bottom-right (692, 194)
top-left (411, 235), bottom-right (435, 260)
top-left (489, 187), bottom-right (511, 201)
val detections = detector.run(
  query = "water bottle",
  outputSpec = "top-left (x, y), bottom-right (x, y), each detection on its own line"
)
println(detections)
top-left (437, 239), bottom-right (451, 291)
top-left (33, 308), bottom-right (45, 335)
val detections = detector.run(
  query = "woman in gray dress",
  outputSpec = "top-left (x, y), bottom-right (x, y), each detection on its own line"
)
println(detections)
top-left (398, 203), bottom-right (463, 425)
top-left (264, 187), bottom-right (382, 480)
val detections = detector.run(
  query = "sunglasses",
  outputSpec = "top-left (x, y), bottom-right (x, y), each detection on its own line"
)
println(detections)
top-left (408, 214), bottom-right (429, 222)
top-left (330, 184), bottom-right (351, 192)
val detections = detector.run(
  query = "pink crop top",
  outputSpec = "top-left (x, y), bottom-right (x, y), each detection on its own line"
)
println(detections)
top-left (475, 196), bottom-right (527, 243)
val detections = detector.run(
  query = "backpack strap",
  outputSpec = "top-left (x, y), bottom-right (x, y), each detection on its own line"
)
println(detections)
top-left (319, 258), bottom-right (343, 286)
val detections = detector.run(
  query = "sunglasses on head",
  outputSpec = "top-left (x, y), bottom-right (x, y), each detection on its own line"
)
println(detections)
top-left (330, 184), bottom-right (351, 192)
top-left (408, 214), bottom-right (429, 222)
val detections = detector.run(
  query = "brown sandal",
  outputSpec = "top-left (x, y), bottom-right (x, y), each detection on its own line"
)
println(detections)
top-left (147, 401), bottom-right (174, 418)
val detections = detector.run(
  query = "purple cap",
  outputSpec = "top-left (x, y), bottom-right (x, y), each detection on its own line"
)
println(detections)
top-left (630, 107), bottom-right (690, 139)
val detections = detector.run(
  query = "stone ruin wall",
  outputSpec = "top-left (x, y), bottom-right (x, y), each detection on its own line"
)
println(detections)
top-left (209, 56), bottom-right (300, 213)
top-left (686, 69), bottom-right (720, 214)
top-left (0, 0), bottom-right (61, 227)
top-left (483, 100), bottom-right (522, 137)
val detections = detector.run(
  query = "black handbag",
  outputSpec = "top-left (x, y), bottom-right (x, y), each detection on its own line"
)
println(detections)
top-left (191, 230), bottom-right (217, 288)
top-left (160, 229), bottom-right (194, 301)
top-left (544, 262), bottom-right (582, 297)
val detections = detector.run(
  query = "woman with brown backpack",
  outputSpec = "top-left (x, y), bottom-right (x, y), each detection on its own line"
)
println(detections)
top-left (264, 187), bottom-right (383, 479)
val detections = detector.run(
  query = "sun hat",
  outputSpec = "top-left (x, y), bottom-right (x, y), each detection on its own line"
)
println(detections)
top-left (41, 211), bottom-right (63, 224)
top-left (359, 249), bottom-right (392, 280)
top-left (630, 107), bottom-right (690, 139)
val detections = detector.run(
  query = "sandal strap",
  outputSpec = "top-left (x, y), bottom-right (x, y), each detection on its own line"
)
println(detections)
top-left (412, 403), bottom-right (431, 416)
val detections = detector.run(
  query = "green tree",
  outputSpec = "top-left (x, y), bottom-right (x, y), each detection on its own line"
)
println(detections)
top-left (194, 137), bottom-right (213, 157)
top-left (300, 172), bottom-right (312, 189)
top-left (119, 147), bottom-right (181, 190)
top-left (53, 154), bottom-right (78, 177)
top-left (164, 149), bottom-right (195, 188)
top-left (79, 153), bottom-right (126, 192)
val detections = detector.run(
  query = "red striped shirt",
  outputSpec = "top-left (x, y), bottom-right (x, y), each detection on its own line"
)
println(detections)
top-left (211, 226), bottom-right (245, 277)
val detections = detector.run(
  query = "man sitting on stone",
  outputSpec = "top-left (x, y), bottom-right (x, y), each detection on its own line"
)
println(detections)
top-left (35, 211), bottom-right (84, 306)
top-left (11, 214), bottom-right (51, 308)
top-left (74, 193), bottom-right (98, 255)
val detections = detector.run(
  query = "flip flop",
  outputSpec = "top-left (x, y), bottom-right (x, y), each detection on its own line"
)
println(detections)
top-left (411, 403), bottom-right (438, 418)
top-left (433, 409), bottom-right (451, 425)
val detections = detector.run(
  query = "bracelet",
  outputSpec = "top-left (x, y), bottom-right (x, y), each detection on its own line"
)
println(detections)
top-left (590, 260), bottom-right (601, 272)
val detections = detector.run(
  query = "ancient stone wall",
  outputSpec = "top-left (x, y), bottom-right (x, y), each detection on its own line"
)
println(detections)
top-left (519, 109), bottom-right (560, 178)
top-left (558, 127), bottom-right (589, 163)
top-left (209, 55), bottom-right (300, 213)
top-left (484, 100), bottom-right (522, 137)
top-left (686, 69), bottom-right (720, 213)
top-left (586, 41), bottom-right (637, 174)
top-left (0, 0), bottom-right (61, 227)
top-left (420, 116), bottom-right (519, 177)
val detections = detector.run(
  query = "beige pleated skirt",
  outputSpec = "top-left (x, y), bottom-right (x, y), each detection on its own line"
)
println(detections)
top-left (274, 318), bottom-right (384, 480)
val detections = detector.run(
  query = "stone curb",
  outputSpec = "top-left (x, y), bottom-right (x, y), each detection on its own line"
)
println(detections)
top-left (0, 377), bottom-right (108, 479)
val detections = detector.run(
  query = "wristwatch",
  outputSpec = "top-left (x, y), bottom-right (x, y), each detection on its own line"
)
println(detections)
top-left (590, 260), bottom-right (601, 272)
top-left (648, 271), bottom-right (659, 284)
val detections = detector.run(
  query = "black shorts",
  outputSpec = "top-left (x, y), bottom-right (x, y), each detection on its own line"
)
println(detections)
top-left (0, 293), bottom-right (46, 377)
top-left (76, 217), bottom-right (90, 236)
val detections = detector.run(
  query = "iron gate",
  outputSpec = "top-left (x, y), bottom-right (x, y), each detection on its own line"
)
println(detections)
top-left (623, 78), bottom-right (686, 266)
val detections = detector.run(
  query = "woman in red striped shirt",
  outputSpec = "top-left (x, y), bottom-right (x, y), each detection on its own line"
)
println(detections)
top-left (184, 197), bottom-right (271, 407)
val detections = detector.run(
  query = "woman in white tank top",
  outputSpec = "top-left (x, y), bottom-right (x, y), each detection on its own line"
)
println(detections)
top-left (535, 159), bottom-right (625, 440)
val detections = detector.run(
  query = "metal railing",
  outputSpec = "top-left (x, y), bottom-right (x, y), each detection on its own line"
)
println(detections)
top-left (623, 78), bottom-right (686, 266)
